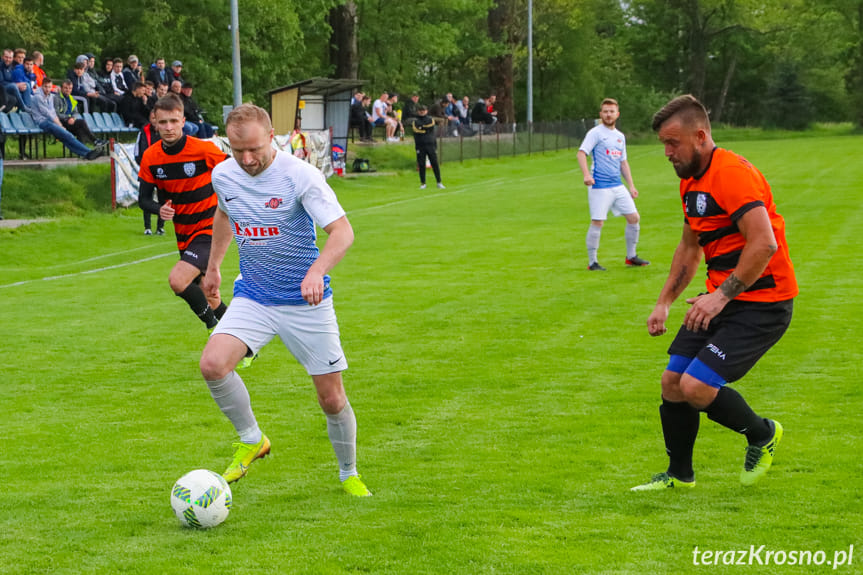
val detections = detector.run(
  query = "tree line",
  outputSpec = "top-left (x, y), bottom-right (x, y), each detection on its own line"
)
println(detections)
top-left (3, 0), bottom-right (861, 132)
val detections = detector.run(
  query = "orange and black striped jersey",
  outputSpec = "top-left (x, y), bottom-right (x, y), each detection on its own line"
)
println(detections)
top-left (138, 135), bottom-right (228, 251)
top-left (681, 148), bottom-right (798, 303)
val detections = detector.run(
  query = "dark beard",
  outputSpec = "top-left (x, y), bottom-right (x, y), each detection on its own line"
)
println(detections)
top-left (673, 148), bottom-right (703, 179)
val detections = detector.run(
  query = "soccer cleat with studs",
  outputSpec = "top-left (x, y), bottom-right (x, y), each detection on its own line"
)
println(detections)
top-left (625, 255), bottom-right (650, 266)
top-left (740, 419), bottom-right (783, 486)
top-left (588, 261), bottom-right (607, 271)
top-left (222, 434), bottom-right (271, 484)
top-left (342, 475), bottom-right (372, 497)
top-left (630, 472), bottom-right (696, 491)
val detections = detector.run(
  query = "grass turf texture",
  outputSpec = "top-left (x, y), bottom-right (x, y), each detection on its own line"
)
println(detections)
top-left (1, 136), bottom-right (861, 574)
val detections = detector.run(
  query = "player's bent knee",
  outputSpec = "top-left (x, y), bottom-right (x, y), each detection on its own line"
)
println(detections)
top-left (660, 370), bottom-right (685, 401)
top-left (200, 349), bottom-right (233, 380)
top-left (625, 212), bottom-right (640, 224)
top-left (678, 374), bottom-right (719, 409)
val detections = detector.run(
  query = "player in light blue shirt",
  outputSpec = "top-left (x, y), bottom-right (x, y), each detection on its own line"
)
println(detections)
top-left (200, 104), bottom-right (371, 497)
top-left (577, 98), bottom-right (649, 271)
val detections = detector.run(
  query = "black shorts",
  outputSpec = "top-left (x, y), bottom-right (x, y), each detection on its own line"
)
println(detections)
top-left (667, 298), bottom-right (793, 384)
top-left (178, 234), bottom-right (212, 273)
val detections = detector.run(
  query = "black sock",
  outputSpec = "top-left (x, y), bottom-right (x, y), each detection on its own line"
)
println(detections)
top-left (177, 283), bottom-right (218, 329)
top-left (660, 398), bottom-right (699, 482)
top-left (704, 386), bottom-right (772, 445)
top-left (214, 302), bottom-right (227, 320)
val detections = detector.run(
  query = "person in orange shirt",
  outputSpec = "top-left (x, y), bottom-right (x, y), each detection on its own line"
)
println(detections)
top-left (632, 95), bottom-right (797, 491)
top-left (138, 93), bottom-right (229, 331)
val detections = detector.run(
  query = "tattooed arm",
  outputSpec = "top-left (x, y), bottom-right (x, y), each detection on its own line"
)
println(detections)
top-left (647, 223), bottom-right (702, 336)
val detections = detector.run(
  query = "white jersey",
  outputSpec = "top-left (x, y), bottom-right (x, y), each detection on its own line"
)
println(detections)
top-left (579, 124), bottom-right (627, 189)
top-left (211, 151), bottom-right (346, 306)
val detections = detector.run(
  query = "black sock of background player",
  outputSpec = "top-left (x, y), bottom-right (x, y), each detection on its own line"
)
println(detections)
top-left (704, 386), bottom-right (772, 445)
top-left (660, 398), bottom-right (699, 482)
top-left (214, 302), bottom-right (227, 320)
top-left (177, 283), bottom-right (218, 329)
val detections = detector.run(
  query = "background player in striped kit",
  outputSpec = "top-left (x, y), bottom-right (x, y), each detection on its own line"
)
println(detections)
top-left (577, 98), bottom-right (649, 271)
top-left (137, 94), bottom-right (228, 330)
top-left (200, 104), bottom-right (371, 497)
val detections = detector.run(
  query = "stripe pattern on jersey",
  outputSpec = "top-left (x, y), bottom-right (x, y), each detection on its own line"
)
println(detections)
top-left (680, 148), bottom-right (797, 303)
top-left (212, 151), bottom-right (346, 306)
top-left (138, 136), bottom-right (228, 251)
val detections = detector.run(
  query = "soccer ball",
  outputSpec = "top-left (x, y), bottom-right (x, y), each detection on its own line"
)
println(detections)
top-left (170, 469), bottom-right (232, 528)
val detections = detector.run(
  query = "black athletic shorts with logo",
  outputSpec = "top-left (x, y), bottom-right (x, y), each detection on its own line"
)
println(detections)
top-left (178, 234), bottom-right (213, 273)
top-left (667, 298), bottom-right (794, 384)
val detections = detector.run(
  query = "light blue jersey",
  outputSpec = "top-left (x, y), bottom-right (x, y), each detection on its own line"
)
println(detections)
top-left (211, 151), bottom-right (346, 306)
top-left (579, 124), bottom-right (627, 189)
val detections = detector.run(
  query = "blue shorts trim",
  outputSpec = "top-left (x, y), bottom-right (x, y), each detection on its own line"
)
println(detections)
top-left (666, 354), bottom-right (692, 374)
top-left (684, 358), bottom-right (727, 388)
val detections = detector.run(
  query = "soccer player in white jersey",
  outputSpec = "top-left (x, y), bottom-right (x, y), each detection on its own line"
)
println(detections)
top-left (577, 98), bottom-right (649, 271)
top-left (200, 104), bottom-right (370, 497)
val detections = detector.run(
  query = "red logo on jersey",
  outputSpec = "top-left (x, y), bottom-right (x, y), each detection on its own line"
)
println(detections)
top-left (234, 222), bottom-right (281, 238)
top-left (606, 149), bottom-right (622, 158)
top-left (265, 198), bottom-right (283, 209)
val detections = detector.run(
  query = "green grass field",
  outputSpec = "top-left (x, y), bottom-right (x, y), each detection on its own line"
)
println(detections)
top-left (1, 136), bottom-right (861, 574)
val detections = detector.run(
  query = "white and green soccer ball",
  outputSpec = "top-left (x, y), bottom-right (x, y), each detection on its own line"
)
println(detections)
top-left (170, 469), bottom-right (232, 528)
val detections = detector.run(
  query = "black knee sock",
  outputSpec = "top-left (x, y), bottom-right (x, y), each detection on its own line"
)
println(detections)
top-left (214, 301), bottom-right (227, 320)
top-left (177, 283), bottom-right (218, 329)
top-left (660, 398), bottom-right (700, 481)
top-left (704, 386), bottom-right (771, 445)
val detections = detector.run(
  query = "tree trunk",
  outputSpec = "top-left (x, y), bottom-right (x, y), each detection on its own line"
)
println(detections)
top-left (488, 1), bottom-right (515, 123)
top-left (713, 53), bottom-right (736, 124)
top-left (328, 1), bottom-right (358, 79)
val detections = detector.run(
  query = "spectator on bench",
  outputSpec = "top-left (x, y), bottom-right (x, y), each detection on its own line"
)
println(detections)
top-left (372, 92), bottom-right (398, 142)
top-left (11, 55), bottom-right (37, 108)
top-left (110, 58), bottom-right (128, 97)
top-left (32, 51), bottom-right (48, 88)
top-left (471, 94), bottom-right (498, 129)
top-left (30, 78), bottom-right (105, 160)
top-left (120, 82), bottom-right (150, 128)
top-left (169, 60), bottom-right (184, 85)
top-left (69, 60), bottom-right (115, 113)
top-left (146, 58), bottom-right (169, 86)
top-left (349, 91), bottom-right (372, 142)
top-left (123, 55), bottom-right (143, 91)
top-left (1, 48), bottom-right (31, 111)
top-left (456, 95), bottom-right (471, 126)
top-left (180, 82), bottom-right (215, 138)
top-left (97, 58), bottom-right (122, 107)
top-left (54, 79), bottom-right (100, 146)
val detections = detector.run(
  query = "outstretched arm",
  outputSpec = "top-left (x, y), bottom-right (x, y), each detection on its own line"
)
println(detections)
top-left (300, 215), bottom-right (354, 306)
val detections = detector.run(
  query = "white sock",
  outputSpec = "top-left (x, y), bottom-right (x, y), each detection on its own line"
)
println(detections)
top-left (625, 222), bottom-right (640, 259)
top-left (586, 225), bottom-right (602, 264)
top-left (326, 400), bottom-right (358, 481)
top-left (206, 372), bottom-right (262, 444)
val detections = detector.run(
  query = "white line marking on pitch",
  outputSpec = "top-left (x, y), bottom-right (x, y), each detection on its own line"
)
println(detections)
top-left (0, 252), bottom-right (175, 289)
top-left (1, 166), bottom-right (579, 288)
top-left (0, 243), bottom-right (169, 272)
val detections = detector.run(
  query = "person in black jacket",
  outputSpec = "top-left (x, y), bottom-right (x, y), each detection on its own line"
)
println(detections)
top-left (119, 82), bottom-right (150, 128)
top-left (410, 105), bottom-right (444, 190)
top-left (349, 91), bottom-right (372, 142)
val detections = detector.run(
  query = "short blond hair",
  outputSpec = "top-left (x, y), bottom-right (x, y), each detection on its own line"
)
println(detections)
top-left (600, 98), bottom-right (619, 109)
top-left (226, 104), bottom-right (273, 132)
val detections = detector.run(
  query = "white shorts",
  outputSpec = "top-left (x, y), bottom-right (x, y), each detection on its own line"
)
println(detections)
top-left (212, 296), bottom-right (348, 376)
top-left (588, 185), bottom-right (637, 220)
